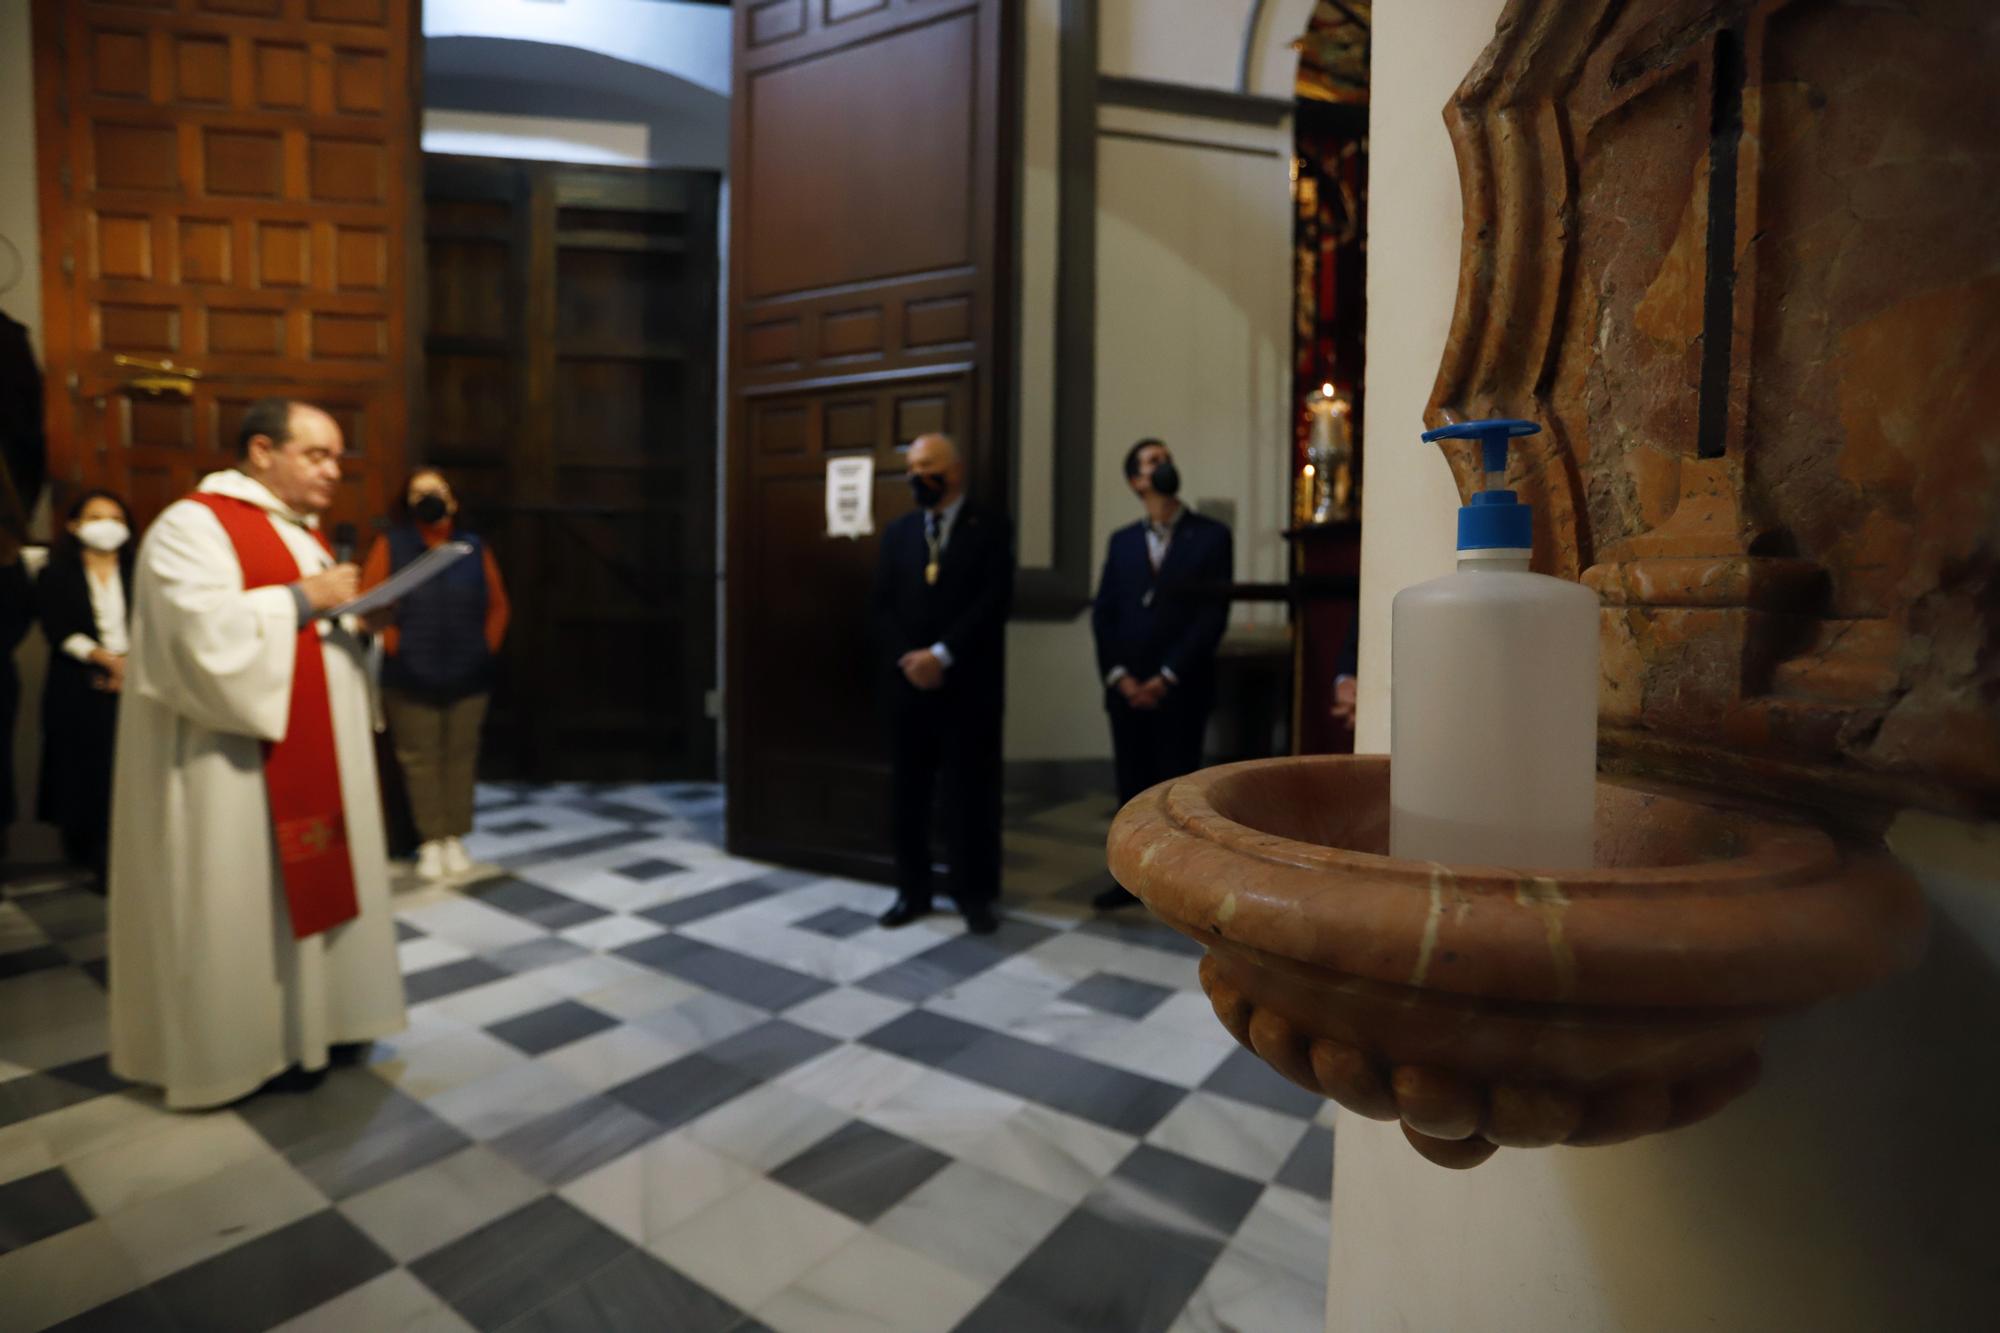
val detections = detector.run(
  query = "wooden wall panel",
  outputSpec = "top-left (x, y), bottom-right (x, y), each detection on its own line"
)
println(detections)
top-left (33, 0), bottom-right (420, 532)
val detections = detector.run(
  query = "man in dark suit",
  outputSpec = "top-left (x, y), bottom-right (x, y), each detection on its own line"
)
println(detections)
top-left (1091, 438), bottom-right (1233, 909)
top-left (873, 432), bottom-right (1015, 935)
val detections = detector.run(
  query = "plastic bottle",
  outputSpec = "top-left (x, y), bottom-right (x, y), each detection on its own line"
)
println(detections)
top-left (1390, 419), bottom-right (1600, 868)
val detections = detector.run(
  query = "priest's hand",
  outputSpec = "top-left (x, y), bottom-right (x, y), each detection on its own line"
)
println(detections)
top-left (898, 649), bottom-right (945, 691)
top-left (298, 564), bottom-right (360, 614)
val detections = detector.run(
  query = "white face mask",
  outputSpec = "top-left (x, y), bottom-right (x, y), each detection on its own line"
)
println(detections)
top-left (76, 519), bottom-right (130, 552)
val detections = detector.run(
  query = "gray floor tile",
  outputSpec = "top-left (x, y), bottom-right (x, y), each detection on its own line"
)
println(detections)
top-left (963, 1207), bottom-right (1219, 1333)
top-left (943, 1032), bottom-right (1186, 1135)
top-left (569, 798), bottom-right (670, 826)
top-left (490, 1094), bottom-right (667, 1187)
top-left (500, 1249), bottom-right (744, 1333)
top-left (1275, 1123), bottom-right (1334, 1199)
top-left (404, 956), bottom-right (511, 1006)
top-left (1074, 914), bottom-right (1206, 959)
top-left (794, 907), bottom-right (875, 939)
top-left (0, 1069), bottom-right (105, 1132)
top-left (467, 877), bottom-right (609, 931)
top-left (769, 1120), bottom-right (952, 1223)
top-left (606, 1053), bottom-right (762, 1130)
top-left (856, 954), bottom-right (965, 1004)
top-left (150, 1209), bottom-right (396, 1333)
top-left (498, 830), bottom-right (657, 872)
top-left (1062, 971), bottom-right (1176, 1019)
top-left (238, 1066), bottom-right (435, 1153)
top-left (858, 1010), bottom-right (992, 1068)
top-left (485, 818), bottom-right (547, 836)
top-left (289, 1100), bottom-right (474, 1203)
top-left (636, 877), bottom-right (779, 928)
top-left (610, 856), bottom-right (689, 882)
top-left (486, 937), bottom-right (595, 976)
top-left (1088, 1143), bottom-right (1264, 1243)
top-left (0, 944), bottom-right (67, 979)
top-left (615, 935), bottom-right (830, 1011)
top-left (47, 1288), bottom-right (180, 1332)
top-left (488, 1001), bottom-right (621, 1056)
top-left (411, 1195), bottom-right (632, 1331)
top-left (1201, 1048), bottom-right (1325, 1119)
top-left (13, 888), bottom-right (105, 941)
top-left (0, 1167), bottom-right (94, 1254)
top-left (701, 1020), bottom-right (840, 1082)
top-left (396, 920), bottom-right (427, 942)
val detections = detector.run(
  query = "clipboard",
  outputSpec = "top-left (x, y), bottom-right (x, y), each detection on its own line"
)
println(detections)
top-left (330, 540), bottom-right (474, 618)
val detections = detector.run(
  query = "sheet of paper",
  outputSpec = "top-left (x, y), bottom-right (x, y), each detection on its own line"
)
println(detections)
top-left (330, 540), bottom-right (473, 618)
top-left (825, 456), bottom-right (875, 538)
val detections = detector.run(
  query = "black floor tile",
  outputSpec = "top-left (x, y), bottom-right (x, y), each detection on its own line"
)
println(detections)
top-left (403, 956), bottom-right (511, 1006)
top-left (857, 919), bottom-right (1059, 1004)
top-left (858, 1010), bottom-right (993, 1068)
top-left (700, 1020), bottom-right (839, 1082)
top-left (491, 1094), bottom-right (667, 1187)
top-left (769, 1120), bottom-right (952, 1223)
top-left (793, 907), bottom-right (876, 939)
top-left (465, 877), bottom-right (608, 931)
top-left (150, 1209), bottom-right (395, 1333)
top-left (606, 1053), bottom-right (763, 1131)
top-left (1275, 1124), bottom-right (1334, 1200)
top-left (568, 798), bottom-right (670, 826)
top-left (411, 1196), bottom-right (632, 1332)
top-left (1200, 1047), bottom-right (1325, 1119)
top-left (943, 1032), bottom-right (1185, 1135)
top-left (614, 935), bottom-right (830, 1011)
top-left (856, 954), bottom-right (964, 1004)
top-left (0, 945), bottom-right (67, 980)
top-left (237, 1066), bottom-right (431, 1153)
top-left (80, 957), bottom-right (109, 989)
top-left (0, 1071), bottom-right (104, 1133)
top-left (610, 856), bottom-right (688, 882)
top-left (48, 1287), bottom-right (180, 1332)
top-left (488, 1001), bottom-right (621, 1056)
top-left (284, 1097), bottom-right (472, 1202)
top-left (1087, 1144), bottom-right (1264, 1244)
top-left (635, 878), bottom-right (780, 928)
top-left (1062, 971), bottom-right (1176, 1019)
top-left (485, 819), bottom-right (548, 836)
top-left (966, 1207), bottom-right (1220, 1333)
top-left (500, 1249), bottom-right (744, 1333)
top-left (0, 1167), bottom-right (93, 1254)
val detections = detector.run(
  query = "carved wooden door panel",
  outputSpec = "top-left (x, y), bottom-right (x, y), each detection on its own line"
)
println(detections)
top-left (31, 0), bottom-right (417, 531)
top-left (725, 0), bottom-right (1015, 876)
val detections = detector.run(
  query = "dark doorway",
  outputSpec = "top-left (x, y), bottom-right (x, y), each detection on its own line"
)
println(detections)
top-left (421, 156), bottom-right (720, 782)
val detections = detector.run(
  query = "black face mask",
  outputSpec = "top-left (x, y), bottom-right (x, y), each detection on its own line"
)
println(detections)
top-left (1149, 460), bottom-right (1182, 497)
top-left (412, 495), bottom-right (449, 524)
top-left (909, 474), bottom-right (947, 509)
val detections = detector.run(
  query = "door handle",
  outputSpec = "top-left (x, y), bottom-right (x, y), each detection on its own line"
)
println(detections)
top-left (112, 354), bottom-right (202, 397)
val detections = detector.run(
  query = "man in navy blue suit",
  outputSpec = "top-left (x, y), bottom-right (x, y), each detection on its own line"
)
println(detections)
top-left (1090, 438), bottom-right (1233, 909)
top-left (872, 432), bottom-right (1015, 935)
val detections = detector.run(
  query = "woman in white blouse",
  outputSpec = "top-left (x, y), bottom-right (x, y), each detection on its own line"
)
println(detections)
top-left (37, 489), bottom-right (134, 886)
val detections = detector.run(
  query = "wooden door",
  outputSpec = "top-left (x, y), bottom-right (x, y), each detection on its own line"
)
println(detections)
top-left (31, 0), bottom-right (418, 530)
top-left (424, 156), bottom-right (720, 783)
top-left (725, 0), bottom-right (1015, 878)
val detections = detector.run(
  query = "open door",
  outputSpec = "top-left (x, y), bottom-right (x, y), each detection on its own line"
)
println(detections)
top-left (31, 0), bottom-right (419, 528)
top-left (725, 0), bottom-right (1015, 878)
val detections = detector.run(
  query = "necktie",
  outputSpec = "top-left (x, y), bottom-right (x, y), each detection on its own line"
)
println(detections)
top-left (924, 513), bottom-right (941, 586)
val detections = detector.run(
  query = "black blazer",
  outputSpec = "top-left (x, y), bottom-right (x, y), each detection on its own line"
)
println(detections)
top-left (1091, 509), bottom-right (1233, 704)
top-left (872, 500), bottom-right (1015, 703)
top-left (36, 549), bottom-right (132, 681)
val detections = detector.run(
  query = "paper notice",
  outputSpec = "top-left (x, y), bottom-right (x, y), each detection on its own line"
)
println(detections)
top-left (826, 456), bottom-right (875, 538)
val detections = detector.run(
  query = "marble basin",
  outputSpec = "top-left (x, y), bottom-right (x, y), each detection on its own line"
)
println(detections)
top-left (1105, 755), bottom-right (1927, 1167)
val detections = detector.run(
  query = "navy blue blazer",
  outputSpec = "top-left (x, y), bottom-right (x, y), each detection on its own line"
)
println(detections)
top-left (872, 501), bottom-right (1015, 702)
top-left (1090, 509), bottom-right (1233, 704)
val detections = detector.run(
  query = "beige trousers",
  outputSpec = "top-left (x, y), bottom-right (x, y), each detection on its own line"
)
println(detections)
top-left (382, 690), bottom-right (489, 842)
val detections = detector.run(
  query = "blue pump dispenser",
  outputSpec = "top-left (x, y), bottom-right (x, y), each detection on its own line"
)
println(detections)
top-left (1420, 418), bottom-right (1539, 552)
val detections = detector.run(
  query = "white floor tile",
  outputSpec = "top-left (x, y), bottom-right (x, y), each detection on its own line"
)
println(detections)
top-left (538, 1024), bottom-right (685, 1093)
top-left (423, 1058), bottom-right (591, 1141)
top-left (1144, 1090), bottom-right (1312, 1182)
top-left (65, 1108), bottom-right (276, 1216)
top-left (782, 986), bottom-right (912, 1041)
top-left (339, 1145), bottom-right (546, 1262)
top-left (273, 1268), bottom-right (475, 1333)
top-left (648, 1179), bottom-right (858, 1313)
top-left (1230, 1183), bottom-right (1331, 1283)
top-left (759, 1231), bottom-right (988, 1333)
top-left (429, 973), bottom-right (569, 1029)
top-left (557, 912), bottom-right (667, 951)
top-left (688, 1082), bottom-right (848, 1171)
top-left (370, 1028), bottom-right (526, 1102)
top-left (101, 1151), bottom-right (326, 1284)
top-left (873, 1160), bottom-right (1075, 1287)
top-left (862, 1070), bottom-right (1025, 1160)
top-left (954, 1104), bottom-right (1136, 1206)
top-left (560, 1132), bottom-right (755, 1245)
top-left (0, 1218), bottom-right (147, 1333)
top-left (26, 1090), bottom-right (178, 1164)
top-left (775, 1046), bottom-right (929, 1118)
top-left (395, 896), bottom-right (546, 954)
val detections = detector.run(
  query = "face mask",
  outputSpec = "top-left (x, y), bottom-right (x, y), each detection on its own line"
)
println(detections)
top-left (1149, 460), bottom-right (1182, 497)
top-left (909, 474), bottom-right (947, 509)
top-left (411, 494), bottom-right (449, 524)
top-left (76, 519), bottom-right (129, 552)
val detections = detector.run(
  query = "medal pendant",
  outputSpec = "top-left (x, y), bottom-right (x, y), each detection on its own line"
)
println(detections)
top-left (1141, 588), bottom-right (1154, 608)
top-left (925, 561), bottom-right (940, 586)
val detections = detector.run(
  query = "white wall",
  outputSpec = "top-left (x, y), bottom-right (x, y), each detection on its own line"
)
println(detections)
top-left (422, 110), bottom-right (653, 168)
top-left (1005, 5), bottom-right (1297, 762)
top-left (424, 0), bottom-right (731, 97)
top-left (1333, 3), bottom-right (2000, 1329)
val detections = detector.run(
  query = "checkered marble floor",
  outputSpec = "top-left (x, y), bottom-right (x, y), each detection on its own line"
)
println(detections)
top-left (0, 782), bottom-right (1333, 1332)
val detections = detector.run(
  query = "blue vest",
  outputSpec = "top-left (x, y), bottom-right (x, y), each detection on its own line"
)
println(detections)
top-left (382, 526), bottom-right (491, 700)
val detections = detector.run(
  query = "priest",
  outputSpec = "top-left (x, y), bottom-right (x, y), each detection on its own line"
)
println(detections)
top-left (107, 398), bottom-right (406, 1109)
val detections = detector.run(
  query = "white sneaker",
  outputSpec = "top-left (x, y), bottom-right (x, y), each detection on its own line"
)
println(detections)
top-left (416, 840), bottom-right (447, 881)
top-left (443, 837), bottom-right (473, 876)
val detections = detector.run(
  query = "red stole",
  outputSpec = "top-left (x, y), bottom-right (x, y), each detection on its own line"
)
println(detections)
top-left (191, 493), bottom-right (360, 939)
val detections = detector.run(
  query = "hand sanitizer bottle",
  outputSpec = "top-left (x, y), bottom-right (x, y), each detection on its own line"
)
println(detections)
top-left (1390, 419), bottom-right (1600, 868)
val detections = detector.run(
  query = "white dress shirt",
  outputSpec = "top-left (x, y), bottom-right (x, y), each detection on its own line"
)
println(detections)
top-left (63, 564), bottom-right (131, 662)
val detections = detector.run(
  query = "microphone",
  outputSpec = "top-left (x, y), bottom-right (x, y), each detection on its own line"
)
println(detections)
top-left (333, 522), bottom-right (357, 565)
